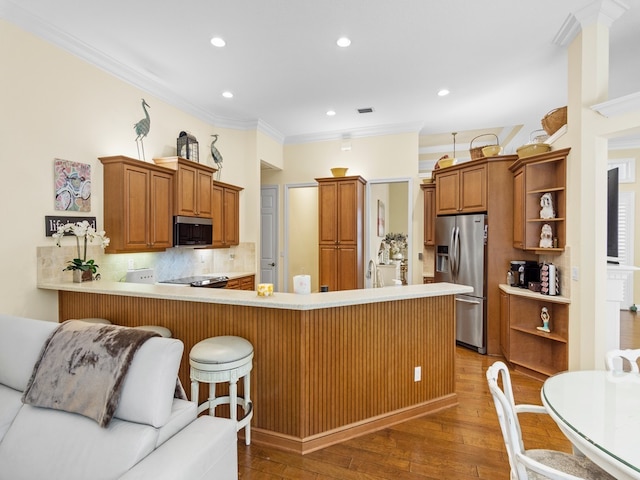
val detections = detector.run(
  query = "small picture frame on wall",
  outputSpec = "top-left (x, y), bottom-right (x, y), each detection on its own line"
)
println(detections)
top-left (377, 200), bottom-right (385, 237)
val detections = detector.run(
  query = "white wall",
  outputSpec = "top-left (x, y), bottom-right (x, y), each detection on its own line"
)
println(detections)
top-left (0, 20), bottom-right (261, 319)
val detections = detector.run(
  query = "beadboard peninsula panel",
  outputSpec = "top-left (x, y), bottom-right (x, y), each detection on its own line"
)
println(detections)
top-left (57, 290), bottom-right (456, 453)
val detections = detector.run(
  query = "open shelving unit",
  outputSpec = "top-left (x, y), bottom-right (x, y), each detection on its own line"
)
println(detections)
top-left (500, 285), bottom-right (570, 378)
top-left (510, 148), bottom-right (570, 252)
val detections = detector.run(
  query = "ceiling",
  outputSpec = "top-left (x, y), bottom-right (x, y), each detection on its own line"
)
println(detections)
top-left (2, 0), bottom-right (639, 161)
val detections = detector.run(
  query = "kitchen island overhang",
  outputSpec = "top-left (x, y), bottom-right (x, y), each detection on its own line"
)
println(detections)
top-left (39, 281), bottom-right (472, 454)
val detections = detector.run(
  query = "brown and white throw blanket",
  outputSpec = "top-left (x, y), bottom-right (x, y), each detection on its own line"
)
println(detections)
top-left (22, 320), bottom-right (159, 428)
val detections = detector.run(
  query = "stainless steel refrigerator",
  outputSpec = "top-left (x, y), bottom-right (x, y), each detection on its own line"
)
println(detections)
top-left (435, 214), bottom-right (487, 354)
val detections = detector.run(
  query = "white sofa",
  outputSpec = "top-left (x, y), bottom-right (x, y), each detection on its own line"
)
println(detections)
top-left (0, 314), bottom-right (238, 480)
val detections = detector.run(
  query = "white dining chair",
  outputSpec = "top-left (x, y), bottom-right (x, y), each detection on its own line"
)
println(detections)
top-left (486, 361), bottom-right (615, 480)
top-left (604, 348), bottom-right (640, 373)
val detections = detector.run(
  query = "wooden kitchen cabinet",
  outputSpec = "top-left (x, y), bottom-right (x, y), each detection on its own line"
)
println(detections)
top-left (225, 274), bottom-right (255, 290)
top-left (99, 155), bottom-right (174, 253)
top-left (211, 180), bottom-right (243, 248)
top-left (510, 148), bottom-right (569, 252)
top-left (421, 183), bottom-right (436, 246)
top-left (500, 285), bottom-right (569, 379)
top-left (316, 175), bottom-right (366, 291)
top-left (153, 156), bottom-right (216, 218)
top-left (434, 162), bottom-right (487, 215)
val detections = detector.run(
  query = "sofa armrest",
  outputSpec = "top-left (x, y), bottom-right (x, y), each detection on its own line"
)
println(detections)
top-left (120, 416), bottom-right (238, 480)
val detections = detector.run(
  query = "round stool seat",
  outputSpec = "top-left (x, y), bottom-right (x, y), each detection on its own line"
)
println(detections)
top-left (190, 336), bottom-right (253, 367)
top-left (78, 318), bottom-right (111, 324)
top-left (134, 325), bottom-right (172, 338)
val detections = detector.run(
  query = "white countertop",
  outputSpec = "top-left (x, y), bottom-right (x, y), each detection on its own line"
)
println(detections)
top-left (498, 284), bottom-right (570, 304)
top-left (38, 280), bottom-right (473, 311)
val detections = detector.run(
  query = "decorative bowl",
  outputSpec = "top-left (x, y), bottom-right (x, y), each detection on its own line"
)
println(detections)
top-left (437, 158), bottom-right (457, 169)
top-left (482, 145), bottom-right (503, 157)
top-left (331, 167), bottom-right (349, 177)
top-left (516, 143), bottom-right (551, 159)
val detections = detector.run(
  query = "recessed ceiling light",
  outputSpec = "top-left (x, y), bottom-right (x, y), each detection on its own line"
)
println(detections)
top-left (222, 91), bottom-right (233, 98)
top-left (326, 110), bottom-right (336, 116)
top-left (210, 37), bottom-right (226, 47)
top-left (437, 89), bottom-right (450, 97)
top-left (336, 37), bottom-right (351, 48)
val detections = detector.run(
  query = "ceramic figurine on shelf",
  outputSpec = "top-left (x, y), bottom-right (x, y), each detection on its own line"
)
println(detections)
top-left (540, 192), bottom-right (555, 219)
top-left (539, 224), bottom-right (553, 248)
top-left (537, 307), bottom-right (551, 333)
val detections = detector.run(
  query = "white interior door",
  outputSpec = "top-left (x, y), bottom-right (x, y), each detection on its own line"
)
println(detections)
top-left (260, 186), bottom-right (278, 289)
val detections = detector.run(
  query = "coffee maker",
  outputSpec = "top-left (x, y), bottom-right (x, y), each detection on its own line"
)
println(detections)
top-left (509, 261), bottom-right (541, 288)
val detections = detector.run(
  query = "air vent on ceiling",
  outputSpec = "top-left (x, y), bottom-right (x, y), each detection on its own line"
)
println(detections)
top-left (357, 107), bottom-right (374, 114)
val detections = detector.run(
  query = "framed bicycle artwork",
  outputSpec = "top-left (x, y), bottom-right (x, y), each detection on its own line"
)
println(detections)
top-left (54, 159), bottom-right (91, 212)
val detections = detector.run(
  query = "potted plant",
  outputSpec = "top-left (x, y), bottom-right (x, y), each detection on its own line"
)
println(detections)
top-left (52, 221), bottom-right (110, 282)
top-left (384, 232), bottom-right (408, 260)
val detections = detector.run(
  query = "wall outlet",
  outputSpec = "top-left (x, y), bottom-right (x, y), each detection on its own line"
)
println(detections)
top-left (572, 266), bottom-right (579, 281)
top-left (414, 366), bottom-right (421, 382)
top-left (127, 259), bottom-right (134, 270)
top-left (200, 254), bottom-right (205, 264)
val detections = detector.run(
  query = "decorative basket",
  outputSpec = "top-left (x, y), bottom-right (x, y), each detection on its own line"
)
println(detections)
top-left (541, 106), bottom-right (567, 136)
top-left (469, 133), bottom-right (499, 160)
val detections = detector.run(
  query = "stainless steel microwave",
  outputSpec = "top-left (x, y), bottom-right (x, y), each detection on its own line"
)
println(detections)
top-left (173, 216), bottom-right (213, 247)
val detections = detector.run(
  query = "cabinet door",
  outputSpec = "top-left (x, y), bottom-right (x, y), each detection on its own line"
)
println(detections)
top-left (124, 165), bottom-right (151, 249)
top-left (459, 164), bottom-right (487, 212)
top-left (337, 180), bottom-right (360, 244)
top-left (149, 170), bottom-right (174, 249)
top-left (196, 169), bottom-right (213, 218)
top-left (336, 246), bottom-right (358, 290)
top-left (319, 245), bottom-right (338, 291)
top-left (500, 290), bottom-right (510, 360)
top-left (512, 168), bottom-right (525, 249)
top-left (223, 187), bottom-right (239, 246)
top-left (176, 163), bottom-right (197, 217)
top-left (435, 170), bottom-right (459, 215)
top-left (318, 181), bottom-right (338, 243)
top-left (211, 183), bottom-right (224, 247)
top-left (422, 184), bottom-right (436, 246)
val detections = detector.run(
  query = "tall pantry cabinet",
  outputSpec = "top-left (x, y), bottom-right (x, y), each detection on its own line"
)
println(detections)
top-left (316, 176), bottom-right (366, 291)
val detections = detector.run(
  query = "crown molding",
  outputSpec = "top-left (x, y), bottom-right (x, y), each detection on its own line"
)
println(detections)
top-left (591, 91), bottom-right (640, 117)
top-left (553, 0), bottom-right (629, 47)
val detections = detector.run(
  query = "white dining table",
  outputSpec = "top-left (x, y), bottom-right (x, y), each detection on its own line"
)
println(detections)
top-left (542, 370), bottom-right (640, 480)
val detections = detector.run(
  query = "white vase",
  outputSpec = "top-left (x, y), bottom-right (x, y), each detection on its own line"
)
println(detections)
top-left (392, 252), bottom-right (403, 260)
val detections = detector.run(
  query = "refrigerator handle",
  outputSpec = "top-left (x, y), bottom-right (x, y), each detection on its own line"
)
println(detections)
top-left (456, 297), bottom-right (481, 305)
top-left (453, 226), bottom-right (460, 279)
top-left (449, 227), bottom-right (457, 279)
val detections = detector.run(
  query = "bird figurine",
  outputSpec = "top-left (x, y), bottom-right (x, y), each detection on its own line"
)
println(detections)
top-left (133, 99), bottom-right (151, 160)
top-left (210, 134), bottom-right (223, 180)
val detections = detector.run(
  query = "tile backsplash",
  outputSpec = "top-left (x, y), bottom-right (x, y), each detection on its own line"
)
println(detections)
top-left (37, 243), bottom-right (256, 284)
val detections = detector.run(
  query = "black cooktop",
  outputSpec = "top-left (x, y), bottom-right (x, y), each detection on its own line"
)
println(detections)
top-left (160, 275), bottom-right (229, 287)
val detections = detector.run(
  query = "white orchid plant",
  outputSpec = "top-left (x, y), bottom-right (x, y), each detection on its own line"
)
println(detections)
top-left (52, 221), bottom-right (110, 273)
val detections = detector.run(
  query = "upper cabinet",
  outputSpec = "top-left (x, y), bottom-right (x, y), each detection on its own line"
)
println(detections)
top-left (99, 155), bottom-right (174, 253)
top-left (421, 183), bottom-right (436, 246)
top-left (316, 176), bottom-right (366, 291)
top-left (509, 148), bottom-right (569, 252)
top-left (211, 180), bottom-right (243, 248)
top-left (434, 162), bottom-right (487, 215)
top-left (153, 157), bottom-right (216, 218)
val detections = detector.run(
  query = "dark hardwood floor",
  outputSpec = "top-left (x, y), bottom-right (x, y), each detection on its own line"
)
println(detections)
top-left (237, 313), bottom-right (640, 479)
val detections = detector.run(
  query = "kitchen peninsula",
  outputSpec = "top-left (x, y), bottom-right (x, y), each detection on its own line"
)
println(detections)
top-left (39, 280), bottom-right (471, 454)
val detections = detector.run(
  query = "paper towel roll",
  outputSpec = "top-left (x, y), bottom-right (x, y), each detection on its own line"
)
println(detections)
top-left (293, 275), bottom-right (311, 294)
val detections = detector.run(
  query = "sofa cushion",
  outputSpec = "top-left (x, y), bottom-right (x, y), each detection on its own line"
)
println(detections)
top-left (0, 385), bottom-right (22, 442)
top-left (0, 404), bottom-right (158, 480)
top-left (0, 315), bottom-right (57, 391)
top-left (156, 398), bottom-right (197, 447)
top-left (114, 336), bottom-right (184, 428)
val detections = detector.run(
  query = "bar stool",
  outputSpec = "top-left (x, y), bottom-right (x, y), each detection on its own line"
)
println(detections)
top-left (133, 325), bottom-right (172, 338)
top-left (189, 336), bottom-right (253, 445)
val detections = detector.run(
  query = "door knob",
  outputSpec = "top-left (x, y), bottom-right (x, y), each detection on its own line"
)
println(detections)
top-left (269, 262), bottom-right (276, 267)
